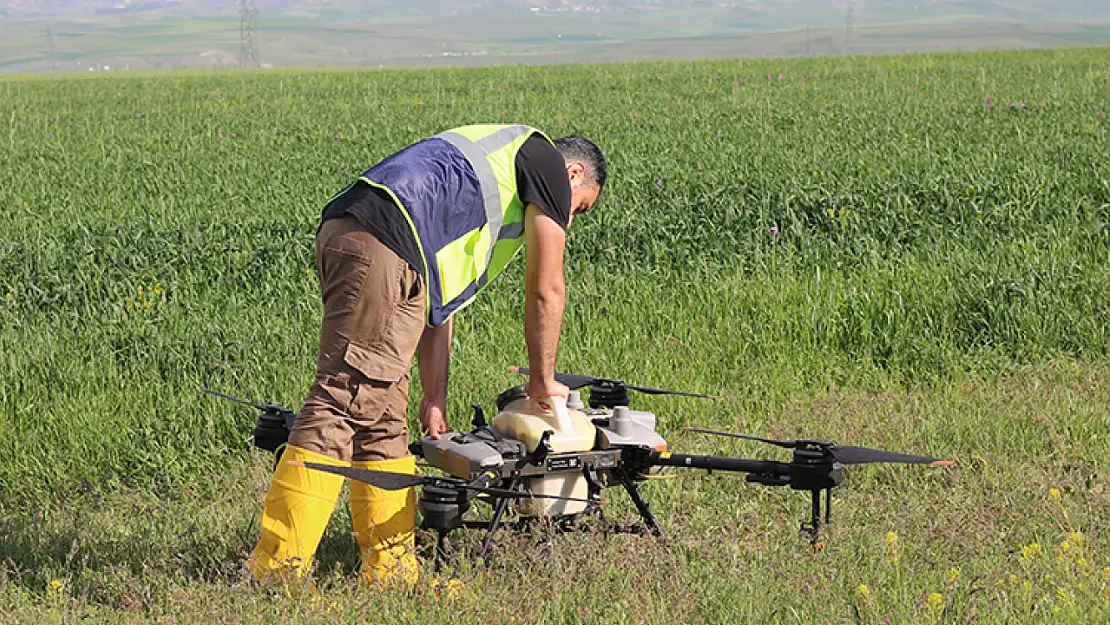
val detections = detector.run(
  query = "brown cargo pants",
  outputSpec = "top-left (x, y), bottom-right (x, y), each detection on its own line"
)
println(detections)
top-left (287, 215), bottom-right (426, 462)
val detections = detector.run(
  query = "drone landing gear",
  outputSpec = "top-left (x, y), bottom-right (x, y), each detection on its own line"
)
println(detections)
top-left (800, 488), bottom-right (832, 551)
top-left (478, 476), bottom-right (522, 561)
top-left (617, 472), bottom-right (667, 543)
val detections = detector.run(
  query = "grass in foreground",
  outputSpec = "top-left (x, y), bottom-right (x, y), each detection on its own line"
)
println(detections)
top-left (2, 362), bottom-right (1108, 623)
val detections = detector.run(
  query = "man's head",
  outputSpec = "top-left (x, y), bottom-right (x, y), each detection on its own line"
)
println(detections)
top-left (553, 136), bottom-right (606, 226)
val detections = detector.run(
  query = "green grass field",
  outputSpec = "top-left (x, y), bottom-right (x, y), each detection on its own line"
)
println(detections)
top-left (1, 47), bottom-right (1108, 623)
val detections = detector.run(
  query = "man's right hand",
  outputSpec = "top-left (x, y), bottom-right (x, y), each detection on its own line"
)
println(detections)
top-left (526, 378), bottom-right (569, 400)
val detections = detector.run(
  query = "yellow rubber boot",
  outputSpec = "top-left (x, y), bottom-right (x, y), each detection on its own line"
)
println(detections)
top-left (349, 456), bottom-right (419, 586)
top-left (247, 445), bottom-right (347, 585)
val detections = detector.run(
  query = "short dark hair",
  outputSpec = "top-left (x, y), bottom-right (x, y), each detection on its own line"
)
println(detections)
top-left (553, 135), bottom-right (607, 191)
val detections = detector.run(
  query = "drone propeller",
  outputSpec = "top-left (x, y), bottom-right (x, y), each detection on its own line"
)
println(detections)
top-left (509, 367), bottom-right (717, 399)
top-left (291, 461), bottom-right (596, 503)
top-left (684, 427), bottom-right (955, 466)
top-left (202, 387), bottom-right (295, 416)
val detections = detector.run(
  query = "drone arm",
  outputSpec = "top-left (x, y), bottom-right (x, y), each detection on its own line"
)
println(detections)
top-left (636, 449), bottom-right (789, 478)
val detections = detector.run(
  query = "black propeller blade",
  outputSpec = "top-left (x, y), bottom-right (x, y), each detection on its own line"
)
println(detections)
top-left (294, 462), bottom-right (596, 503)
top-left (683, 428), bottom-right (955, 467)
top-left (296, 462), bottom-right (426, 490)
top-left (509, 367), bottom-right (717, 399)
top-left (684, 427), bottom-right (797, 448)
top-left (507, 367), bottom-right (600, 391)
top-left (826, 446), bottom-right (952, 466)
top-left (202, 387), bottom-right (296, 416)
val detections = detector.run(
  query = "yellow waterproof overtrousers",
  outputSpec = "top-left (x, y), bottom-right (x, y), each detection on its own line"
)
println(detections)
top-left (247, 445), bottom-right (346, 584)
top-left (349, 456), bottom-right (419, 585)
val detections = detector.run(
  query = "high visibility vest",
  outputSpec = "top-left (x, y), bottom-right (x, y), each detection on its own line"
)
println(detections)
top-left (355, 124), bottom-right (552, 326)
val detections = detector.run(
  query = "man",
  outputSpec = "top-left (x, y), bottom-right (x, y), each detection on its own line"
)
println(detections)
top-left (247, 125), bottom-right (606, 586)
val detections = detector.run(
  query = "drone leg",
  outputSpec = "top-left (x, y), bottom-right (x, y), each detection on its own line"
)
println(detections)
top-left (824, 488), bottom-right (832, 524)
top-left (802, 489), bottom-right (826, 552)
top-left (479, 477), bottom-right (521, 562)
top-left (434, 530), bottom-right (450, 573)
top-left (619, 473), bottom-right (667, 543)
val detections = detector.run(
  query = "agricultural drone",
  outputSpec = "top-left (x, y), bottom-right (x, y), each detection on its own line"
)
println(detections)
top-left (204, 368), bottom-right (953, 560)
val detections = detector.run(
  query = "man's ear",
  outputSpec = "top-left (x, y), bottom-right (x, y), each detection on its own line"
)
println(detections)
top-left (567, 160), bottom-right (586, 185)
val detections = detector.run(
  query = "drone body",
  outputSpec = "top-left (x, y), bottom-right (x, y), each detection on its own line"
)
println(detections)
top-left (419, 391), bottom-right (665, 518)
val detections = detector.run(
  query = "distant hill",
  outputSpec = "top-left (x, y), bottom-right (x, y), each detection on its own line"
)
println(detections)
top-left (2, 0), bottom-right (1107, 71)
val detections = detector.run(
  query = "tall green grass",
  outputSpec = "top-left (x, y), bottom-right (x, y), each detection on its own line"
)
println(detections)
top-left (0, 47), bottom-right (1108, 623)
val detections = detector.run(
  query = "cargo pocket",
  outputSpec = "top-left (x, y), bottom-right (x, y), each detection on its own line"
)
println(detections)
top-left (342, 340), bottom-right (410, 384)
top-left (320, 247), bottom-right (373, 320)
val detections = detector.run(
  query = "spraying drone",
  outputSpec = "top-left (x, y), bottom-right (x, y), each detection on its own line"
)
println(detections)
top-left (204, 368), bottom-right (953, 560)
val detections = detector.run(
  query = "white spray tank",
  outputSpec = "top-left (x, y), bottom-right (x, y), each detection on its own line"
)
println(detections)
top-left (491, 393), bottom-right (596, 516)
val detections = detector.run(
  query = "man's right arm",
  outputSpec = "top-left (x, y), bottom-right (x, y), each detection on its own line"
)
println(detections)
top-left (523, 202), bottom-right (570, 399)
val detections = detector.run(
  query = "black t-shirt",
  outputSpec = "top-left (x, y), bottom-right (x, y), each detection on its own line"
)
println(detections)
top-left (320, 134), bottom-right (571, 276)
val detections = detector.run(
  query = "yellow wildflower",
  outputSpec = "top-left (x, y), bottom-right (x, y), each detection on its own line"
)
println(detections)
top-left (946, 567), bottom-right (960, 584)
top-left (1020, 542), bottom-right (1042, 562)
top-left (1048, 487), bottom-right (1061, 501)
top-left (885, 531), bottom-right (899, 548)
top-left (927, 592), bottom-right (944, 611)
top-left (857, 584), bottom-right (871, 600)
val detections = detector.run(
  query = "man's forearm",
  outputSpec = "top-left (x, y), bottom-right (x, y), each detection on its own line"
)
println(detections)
top-left (417, 317), bottom-right (453, 400)
top-left (524, 281), bottom-right (565, 387)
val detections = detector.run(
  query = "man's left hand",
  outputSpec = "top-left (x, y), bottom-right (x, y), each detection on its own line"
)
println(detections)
top-left (418, 395), bottom-right (450, 440)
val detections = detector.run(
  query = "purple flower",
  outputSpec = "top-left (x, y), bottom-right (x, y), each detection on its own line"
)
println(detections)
top-left (778, 73), bottom-right (784, 81)
top-left (135, 112), bottom-right (142, 119)
top-left (655, 179), bottom-right (663, 188)
top-left (335, 134), bottom-right (341, 141)
top-left (985, 97), bottom-right (993, 109)
top-left (769, 226), bottom-right (779, 234)
top-left (715, 131), bottom-right (722, 138)
top-left (217, 129), bottom-right (223, 138)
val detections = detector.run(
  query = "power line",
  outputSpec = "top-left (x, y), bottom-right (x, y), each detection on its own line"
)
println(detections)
top-left (239, 0), bottom-right (258, 68)
top-left (46, 22), bottom-right (57, 71)
top-left (845, 6), bottom-right (854, 55)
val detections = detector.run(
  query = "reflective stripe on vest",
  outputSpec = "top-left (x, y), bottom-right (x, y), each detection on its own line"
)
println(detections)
top-left (426, 125), bottom-right (540, 318)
